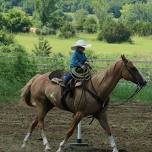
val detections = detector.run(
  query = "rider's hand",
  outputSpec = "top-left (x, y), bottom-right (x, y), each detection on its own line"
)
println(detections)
top-left (84, 62), bottom-right (92, 69)
top-left (81, 65), bottom-right (86, 70)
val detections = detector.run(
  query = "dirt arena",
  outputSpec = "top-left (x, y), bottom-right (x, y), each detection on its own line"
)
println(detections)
top-left (0, 102), bottom-right (151, 152)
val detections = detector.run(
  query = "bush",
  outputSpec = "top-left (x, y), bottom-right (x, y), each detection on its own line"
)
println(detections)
top-left (32, 37), bottom-right (52, 56)
top-left (6, 7), bottom-right (32, 32)
top-left (38, 26), bottom-right (56, 35)
top-left (59, 22), bottom-right (76, 38)
top-left (100, 21), bottom-right (131, 43)
top-left (0, 43), bottom-right (25, 54)
top-left (97, 30), bottom-right (103, 41)
top-left (130, 21), bottom-right (152, 36)
top-left (0, 30), bottom-right (14, 45)
top-left (0, 30), bottom-right (27, 54)
top-left (13, 51), bottom-right (37, 83)
top-left (50, 53), bottom-right (66, 71)
top-left (83, 16), bottom-right (98, 33)
top-left (0, 13), bottom-right (7, 30)
top-left (85, 49), bottom-right (98, 59)
top-left (0, 47), bottom-right (37, 99)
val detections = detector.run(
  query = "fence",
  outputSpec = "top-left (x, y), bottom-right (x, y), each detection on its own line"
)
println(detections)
top-left (0, 55), bottom-right (151, 100)
top-left (0, 55), bottom-right (152, 81)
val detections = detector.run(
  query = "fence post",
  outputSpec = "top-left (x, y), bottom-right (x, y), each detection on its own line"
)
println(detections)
top-left (77, 121), bottom-right (82, 143)
top-left (68, 121), bottom-right (88, 148)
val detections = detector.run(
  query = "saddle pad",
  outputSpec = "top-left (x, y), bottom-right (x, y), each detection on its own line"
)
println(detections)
top-left (51, 78), bottom-right (63, 84)
top-left (51, 78), bottom-right (82, 87)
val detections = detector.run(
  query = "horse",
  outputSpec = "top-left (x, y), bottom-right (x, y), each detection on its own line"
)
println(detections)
top-left (20, 55), bottom-right (147, 152)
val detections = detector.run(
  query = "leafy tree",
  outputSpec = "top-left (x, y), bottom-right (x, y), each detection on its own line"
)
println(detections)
top-left (6, 7), bottom-right (32, 32)
top-left (59, 22), bottom-right (76, 38)
top-left (129, 21), bottom-right (152, 36)
top-left (34, 0), bottom-right (58, 26)
top-left (61, 0), bottom-right (93, 13)
top-left (92, 0), bottom-right (112, 27)
top-left (0, 13), bottom-right (7, 29)
top-left (121, 2), bottom-right (152, 24)
top-left (47, 9), bottom-right (65, 31)
top-left (83, 16), bottom-right (98, 33)
top-left (74, 9), bottom-right (88, 31)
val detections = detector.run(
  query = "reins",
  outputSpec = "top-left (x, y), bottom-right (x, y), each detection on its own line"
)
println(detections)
top-left (119, 63), bottom-right (144, 105)
top-left (126, 85), bottom-right (143, 102)
top-left (76, 68), bottom-right (108, 125)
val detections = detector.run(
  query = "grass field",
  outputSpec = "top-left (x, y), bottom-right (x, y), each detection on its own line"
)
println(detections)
top-left (0, 33), bottom-right (150, 104)
top-left (15, 33), bottom-right (152, 60)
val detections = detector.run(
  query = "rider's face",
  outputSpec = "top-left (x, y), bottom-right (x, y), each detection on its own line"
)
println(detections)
top-left (77, 47), bottom-right (85, 52)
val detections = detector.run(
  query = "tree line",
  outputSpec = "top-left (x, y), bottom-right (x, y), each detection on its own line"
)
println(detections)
top-left (0, 0), bottom-right (152, 42)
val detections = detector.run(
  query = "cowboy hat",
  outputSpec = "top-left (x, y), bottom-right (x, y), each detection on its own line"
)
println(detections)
top-left (71, 39), bottom-right (92, 50)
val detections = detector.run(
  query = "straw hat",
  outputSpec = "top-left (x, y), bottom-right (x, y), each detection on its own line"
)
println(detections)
top-left (71, 39), bottom-right (92, 50)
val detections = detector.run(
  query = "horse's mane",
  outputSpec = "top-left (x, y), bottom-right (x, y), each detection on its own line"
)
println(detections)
top-left (92, 60), bottom-right (121, 87)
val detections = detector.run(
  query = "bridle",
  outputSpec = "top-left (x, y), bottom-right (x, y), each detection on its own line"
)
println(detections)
top-left (123, 62), bottom-right (144, 101)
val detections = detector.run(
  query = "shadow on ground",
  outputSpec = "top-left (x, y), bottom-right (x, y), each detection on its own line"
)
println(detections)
top-left (67, 147), bottom-right (128, 152)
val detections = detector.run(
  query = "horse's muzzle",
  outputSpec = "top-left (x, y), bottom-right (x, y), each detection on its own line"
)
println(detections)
top-left (140, 80), bottom-right (147, 87)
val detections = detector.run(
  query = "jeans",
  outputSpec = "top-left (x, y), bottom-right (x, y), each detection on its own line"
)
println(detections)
top-left (63, 74), bottom-right (73, 82)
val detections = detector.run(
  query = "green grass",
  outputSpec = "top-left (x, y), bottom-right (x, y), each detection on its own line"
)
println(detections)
top-left (112, 81), bottom-right (152, 104)
top-left (15, 33), bottom-right (152, 60)
top-left (0, 33), bottom-right (150, 104)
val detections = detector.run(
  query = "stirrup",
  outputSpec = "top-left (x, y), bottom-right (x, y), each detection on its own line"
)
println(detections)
top-left (59, 82), bottom-right (66, 87)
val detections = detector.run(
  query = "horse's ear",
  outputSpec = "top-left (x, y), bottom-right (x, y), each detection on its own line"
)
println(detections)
top-left (121, 54), bottom-right (128, 64)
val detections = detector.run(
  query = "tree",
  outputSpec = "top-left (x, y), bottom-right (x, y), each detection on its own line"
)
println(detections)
top-left (0, 13), bottom-right (7, 29)
top-left (121, 2), bottom-right (152, 24)
top-left (61, 0), bottom-right (93, 13)
top-left (34, 0), bottom-right (58, 26)
top-left (83, 16), bottom-right (98, 33)
top-left (74, 9), bottom-right (88, 31)
top-left (6, 7), bottom-right (32, 32)
top-left (59, 22), bottom-right (76, 38)
top-left (92, 0), bottom-right (112, 27)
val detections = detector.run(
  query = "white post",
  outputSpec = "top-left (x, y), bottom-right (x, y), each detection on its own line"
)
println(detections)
top-left (77, 121), bottom-right (82, 143)
top-left (68, 121), bottom-right (88, 148)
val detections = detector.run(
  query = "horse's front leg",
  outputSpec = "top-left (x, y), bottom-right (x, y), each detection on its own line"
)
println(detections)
top-left (56, 112), bottom-right (83, 152)
top-left (95, 111), bottom-right (119, 152)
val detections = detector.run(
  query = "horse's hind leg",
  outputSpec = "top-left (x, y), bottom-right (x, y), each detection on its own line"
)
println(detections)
top-left (21, 99), bottom-right (53, 151)
top-left (56, 112), bottom-right (83, 152)
top-left (95, 111), bottom-right (119, 152)
top-left (21, 116), bottom-right (38, 148)
top-left (37, 101), bottom-right (53, 152)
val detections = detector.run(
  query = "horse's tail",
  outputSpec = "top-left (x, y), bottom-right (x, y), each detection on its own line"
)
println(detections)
top-left (21, 74), bottom-right (41, 107)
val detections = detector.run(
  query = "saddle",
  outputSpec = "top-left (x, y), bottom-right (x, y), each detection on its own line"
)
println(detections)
top-left (49, 70), bottom-right (84, 111)
top-left (49, 70), bottom-right (83, 88)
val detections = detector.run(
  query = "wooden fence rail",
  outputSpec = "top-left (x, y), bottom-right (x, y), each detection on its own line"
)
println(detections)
top-left (0, 56), bottom-right (152, 81)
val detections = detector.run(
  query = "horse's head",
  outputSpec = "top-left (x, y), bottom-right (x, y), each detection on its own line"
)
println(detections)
top-left (121, 55), bottom-right (147, 87)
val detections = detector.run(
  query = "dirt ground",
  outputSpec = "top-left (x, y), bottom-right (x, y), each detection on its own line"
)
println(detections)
top-left (0, 102), bottom-right (151, 152)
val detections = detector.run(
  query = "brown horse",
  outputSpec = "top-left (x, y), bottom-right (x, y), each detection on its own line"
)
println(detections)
top-left (21, 55), bottom-right (146, 152)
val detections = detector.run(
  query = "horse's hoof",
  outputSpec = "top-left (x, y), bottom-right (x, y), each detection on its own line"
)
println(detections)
top-left (21, 144), bottom-right (26, 149)
top-left (113, 147), bottom-right (119, 152)
top-left (44, 145), bottom-right (51, 152)
top-left (56, 149), bottom-right (63, 152)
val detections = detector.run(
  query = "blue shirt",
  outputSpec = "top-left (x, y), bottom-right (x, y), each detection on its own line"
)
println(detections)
top-left (70, 50), bottom-right (87, 68)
